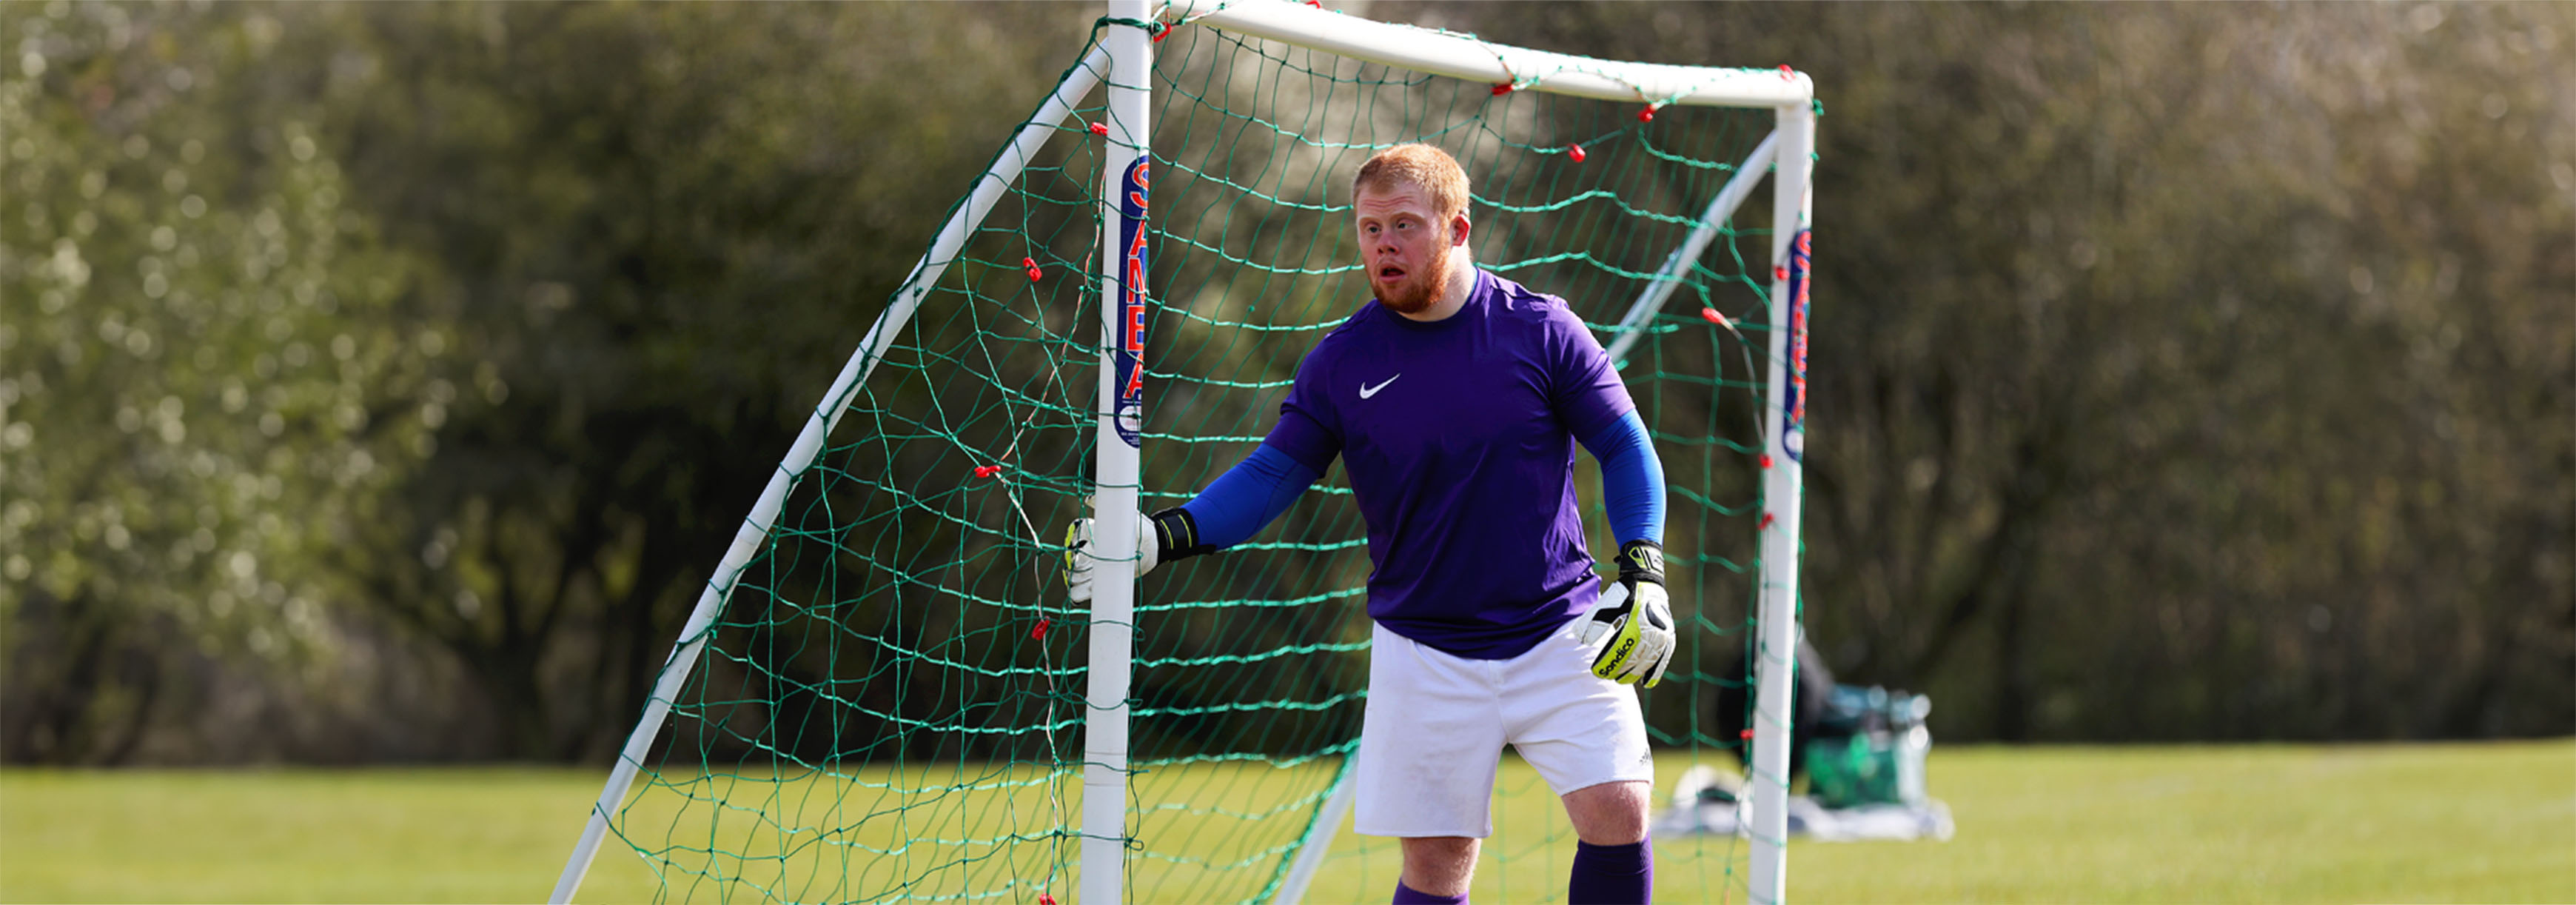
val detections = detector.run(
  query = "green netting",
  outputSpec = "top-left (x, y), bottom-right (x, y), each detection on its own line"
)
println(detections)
top-left (601, 16), bottom-right (1794, 905)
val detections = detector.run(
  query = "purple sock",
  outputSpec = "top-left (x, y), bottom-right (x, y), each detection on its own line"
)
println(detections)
top-left (1393, 880), bottom-right (1467, 905)
top-left (1569, 839), bottom-right (1653, 904)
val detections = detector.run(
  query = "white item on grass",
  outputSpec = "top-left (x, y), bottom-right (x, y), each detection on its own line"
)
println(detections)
top-left (1654, 763), bottom-right (1956, 843)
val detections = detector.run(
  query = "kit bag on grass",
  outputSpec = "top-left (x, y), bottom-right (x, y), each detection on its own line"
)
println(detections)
top-left (1804, 686), bottom-right (1932, 809)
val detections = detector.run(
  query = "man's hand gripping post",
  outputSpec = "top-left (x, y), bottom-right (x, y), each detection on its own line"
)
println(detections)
top-left (1064, 507), bottom-right (1204, 602)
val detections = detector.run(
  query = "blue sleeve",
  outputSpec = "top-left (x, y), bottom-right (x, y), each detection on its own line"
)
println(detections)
top-left (1576, 410), bottom-right (1666, 546)
top-left (1177, 443), bottom-right (1324, 550)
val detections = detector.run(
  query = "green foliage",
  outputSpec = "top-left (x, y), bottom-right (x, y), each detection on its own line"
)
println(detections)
top-left (1433, 1), bottom-right (2576, 741)
top-left (0, 1), bottom-right (446, 762)
top-left (274, 1), bottom-right (1106, 760)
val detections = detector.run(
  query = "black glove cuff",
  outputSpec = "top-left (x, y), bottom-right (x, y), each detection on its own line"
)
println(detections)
top-left (1617, 539), bottom-right (1666, 586)
top-left (1150, 507), bottom-right (1215, 561)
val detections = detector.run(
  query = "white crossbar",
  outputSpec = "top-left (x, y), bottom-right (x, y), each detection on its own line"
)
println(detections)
top-left (1164, 0), bottom-right (1812, 109)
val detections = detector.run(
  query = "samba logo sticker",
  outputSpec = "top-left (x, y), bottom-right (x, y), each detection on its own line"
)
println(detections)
top-left (1113, 157), bottom-right (1150, 448)
top-left (1782, 227), bottom-right (1811, 462)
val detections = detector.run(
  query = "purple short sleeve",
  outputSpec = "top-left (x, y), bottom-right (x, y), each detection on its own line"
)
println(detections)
top-left (1546, 304), bottom-right (1635, 439)
top-left (1264, 348), bottom-right (1343, 472)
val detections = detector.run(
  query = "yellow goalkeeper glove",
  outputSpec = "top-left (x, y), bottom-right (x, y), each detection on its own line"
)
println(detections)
top-left (1579, 540), bottom-right (1675, 688)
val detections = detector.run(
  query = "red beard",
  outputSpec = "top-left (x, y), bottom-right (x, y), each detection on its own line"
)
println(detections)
top-left (1375, 244), bottom-right (1455, 315)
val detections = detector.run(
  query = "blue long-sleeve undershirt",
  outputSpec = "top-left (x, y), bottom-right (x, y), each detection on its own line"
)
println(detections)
top-left (1174, 410), bottom-right (1666, 552)
top-left (1175, 444), bottom-right (1322, 550)
top-left (1577, 410), bottom-right (1666, 547)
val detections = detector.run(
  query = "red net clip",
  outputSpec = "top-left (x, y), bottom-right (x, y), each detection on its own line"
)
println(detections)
top-left (1774, 264), bottom-right (1790, 281)
top-left (1759, 512), bottom-right (1777, 530)
top-left (1305, 0), bottom-right (1321, 7)
top-left (1567, 144), bottom-right (1586, 163)
top-left (1741, 729), bottom-right (1756, 740)
top-left (1031, 618), bottom-right (1052, 641)
top-left (1637, 104), bottom-right (1657, 122)
top-left (1700, 307), bottom-right (1730, 327)
top-left (1491, 82), bottom-right (1515, 96)
top-left (1759, 454), bottom-right (1774, 470)
top-left (1088, 121), bottom-right (1109, 137)
top-left (973, 464), bottom-right (1006, 478)
top-left (1022, 257), bottom-right (1044, 282)
top-left (1151, 27), bottom-right (1169, 43)
top-left (1778, 64), bottom-right (1795, 80)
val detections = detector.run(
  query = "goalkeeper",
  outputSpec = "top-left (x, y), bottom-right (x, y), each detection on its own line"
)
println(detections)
top-left (1067, 144), bottom-right (1669, 905)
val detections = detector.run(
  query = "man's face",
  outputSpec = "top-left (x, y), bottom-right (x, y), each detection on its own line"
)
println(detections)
top-left (1354, 181), bottom-right (1461, 315)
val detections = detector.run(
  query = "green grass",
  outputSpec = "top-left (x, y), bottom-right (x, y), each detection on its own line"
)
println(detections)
top-left (3, 741), bottom-right (2570, 904)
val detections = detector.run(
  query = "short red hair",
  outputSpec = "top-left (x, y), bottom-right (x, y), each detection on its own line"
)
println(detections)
top-left (1353, 144), bottom-right (1470, 223)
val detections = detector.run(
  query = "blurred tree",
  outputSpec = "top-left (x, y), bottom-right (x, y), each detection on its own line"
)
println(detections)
top-left (271, 1), bottom-right (1100, 758)
top-left (1421, 1), bottom-right (2573, 741)
top-left (0, 1), bottom-right (448, 763)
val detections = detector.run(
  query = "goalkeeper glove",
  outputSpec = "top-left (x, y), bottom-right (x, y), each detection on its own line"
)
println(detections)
top-left (1063, 507), bottom-right (1209, 603)
top-left (1580, 540), bottom-right (1675, 688)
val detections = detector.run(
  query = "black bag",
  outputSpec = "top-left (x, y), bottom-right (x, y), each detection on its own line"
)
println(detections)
top-left (1711, 635), bottom-right (1839, 781)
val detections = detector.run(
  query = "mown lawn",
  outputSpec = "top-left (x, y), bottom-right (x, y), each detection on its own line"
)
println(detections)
top-left (2, 741), bottom-right (2569, 904)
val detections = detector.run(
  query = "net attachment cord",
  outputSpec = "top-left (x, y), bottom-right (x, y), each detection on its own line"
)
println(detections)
top-left (1095, 14), bottom-right (1173, 41)
top-left (1478, 41), bottom-right (1692, 116)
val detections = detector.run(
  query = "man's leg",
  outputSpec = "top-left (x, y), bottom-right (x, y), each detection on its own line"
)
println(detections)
top-left (1397, 836), bottom-right (1480, 903)
top-left (1356, 624), bottom-right (1506, 904)
top-left (1505, 621), bottom-right (1658, 903)
top-left (1562, 775), bottom-right (1654, 903)
top-left (1563, 778), bottom-right (1651, 843)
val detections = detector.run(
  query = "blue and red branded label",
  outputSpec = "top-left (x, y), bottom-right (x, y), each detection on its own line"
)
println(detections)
top-left (1113, 157), bottom-right (1151, 448)
top-left (1782, 227), bottom-right (1811, 462)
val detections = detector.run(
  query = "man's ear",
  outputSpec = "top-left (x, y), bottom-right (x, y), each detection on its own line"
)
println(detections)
top-left (1449, 213), bottom-right (1472, 247)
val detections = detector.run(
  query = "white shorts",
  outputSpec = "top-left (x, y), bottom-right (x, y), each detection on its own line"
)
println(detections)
top-left (1352, 618), bottom-right (1654, 838)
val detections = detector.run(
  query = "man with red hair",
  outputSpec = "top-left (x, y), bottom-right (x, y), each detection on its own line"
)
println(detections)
top-left (1071, 143), bottom-right (1671, 904)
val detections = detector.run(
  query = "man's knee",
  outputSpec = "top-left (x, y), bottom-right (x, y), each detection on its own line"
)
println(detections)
top-left (1563, 781), bottom-right (1651, 845)
top-left (1401, 836), bottom-right (1480, 896)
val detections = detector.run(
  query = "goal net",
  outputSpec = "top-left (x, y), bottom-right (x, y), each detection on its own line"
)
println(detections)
top-left (553, 2), bottom-right (1814, 903)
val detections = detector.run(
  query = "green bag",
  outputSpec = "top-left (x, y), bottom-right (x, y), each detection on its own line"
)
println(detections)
top-left (1803, 689), bottom-right (1931, 809)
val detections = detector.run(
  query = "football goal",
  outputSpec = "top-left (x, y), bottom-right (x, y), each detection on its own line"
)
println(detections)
top-left (550, 1), bottom-right (1815, 902)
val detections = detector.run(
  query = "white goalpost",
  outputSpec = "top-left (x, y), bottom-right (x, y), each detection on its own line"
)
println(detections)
top-left (1083, 7), bottom-right (1152, 903)
top-left (550, 1), bottom-right (1814, 902)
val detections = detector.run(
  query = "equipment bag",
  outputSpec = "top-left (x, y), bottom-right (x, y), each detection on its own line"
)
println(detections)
top-left (1804, 687), bottom-right (1932, 809)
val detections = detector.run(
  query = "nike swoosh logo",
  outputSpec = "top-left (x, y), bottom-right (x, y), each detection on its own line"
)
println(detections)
top-left (1359, 374), bottom-right (1401, 399)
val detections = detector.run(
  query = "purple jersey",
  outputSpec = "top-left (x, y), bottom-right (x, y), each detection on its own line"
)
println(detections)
top-left (1262, 269), bottom-right (1636, 659)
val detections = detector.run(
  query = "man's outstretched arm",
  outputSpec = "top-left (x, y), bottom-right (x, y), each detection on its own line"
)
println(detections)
top-left (1150, 444), bottom-right (1324, 562)
top-left (1065, 439), bottom-right (1326, 601)
top-left (1069, 349), bottom-right (1341, 602)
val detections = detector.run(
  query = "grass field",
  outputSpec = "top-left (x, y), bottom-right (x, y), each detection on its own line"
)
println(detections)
top-left (3, 741), bottom-right (2570, 904)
